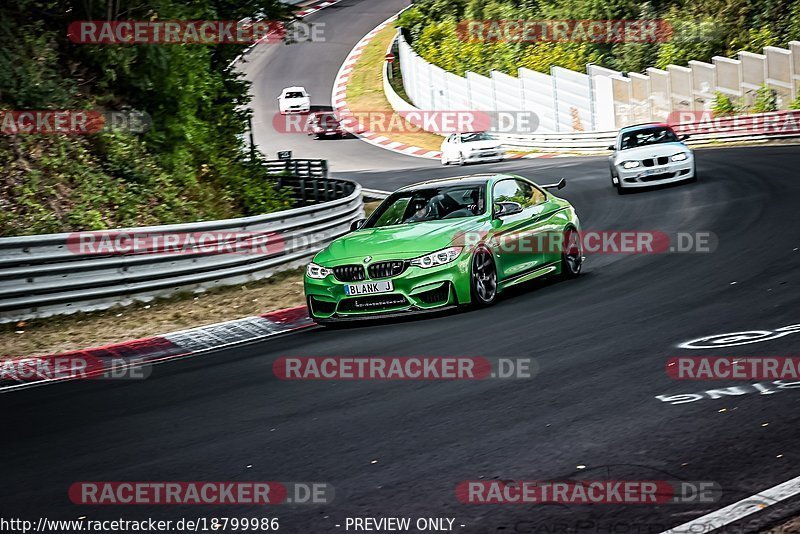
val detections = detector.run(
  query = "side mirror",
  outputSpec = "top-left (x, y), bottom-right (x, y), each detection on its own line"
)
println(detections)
top-left (493, 201), bottom-right (523, 218)
top-left (350, 219), bottom-right (366, 231)
top-left (607, 144), bottom-right (615, 150)
top-left (542, 178), bottom-right (566, 191)
top-left (680, 134), bottom-right (690, 141)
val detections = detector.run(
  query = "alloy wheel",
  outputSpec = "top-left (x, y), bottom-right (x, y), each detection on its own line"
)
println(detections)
top-left (471, 248), bottom-right (497, 304)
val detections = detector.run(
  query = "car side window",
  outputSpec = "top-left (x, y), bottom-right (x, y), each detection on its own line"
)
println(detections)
top-left (493, 179), bottom-right (545, 208)
top-left (493, 179), bottom-right (526, 206)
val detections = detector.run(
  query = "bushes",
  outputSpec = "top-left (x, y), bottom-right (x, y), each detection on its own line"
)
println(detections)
top-left (711, 92), bottom-right (738, 116)
top-left (752, 84), bottom-right (778, 113)
top-left (399, 0), bottom-right (800, 78)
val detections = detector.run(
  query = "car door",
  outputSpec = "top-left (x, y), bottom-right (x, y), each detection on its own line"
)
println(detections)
top-left (441, 134), bottom-right (454, 158)
top-left (490, 179), bottom-right (550, 281)
top-left (448, 134), bottom-right (461, 160)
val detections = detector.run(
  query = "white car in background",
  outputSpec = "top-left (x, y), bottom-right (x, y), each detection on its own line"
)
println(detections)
top-left (278, 86), bottom-right (311, 114)
top-left (441, 131), bottom-right (505, 165)
top-left (609, 123), bottom-right (696, 194)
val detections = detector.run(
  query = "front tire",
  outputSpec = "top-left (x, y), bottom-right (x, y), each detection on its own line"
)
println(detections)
top-left (470, 247), bottom-right (498, 307)
top-left (561, 227), bottom-right (583, 278)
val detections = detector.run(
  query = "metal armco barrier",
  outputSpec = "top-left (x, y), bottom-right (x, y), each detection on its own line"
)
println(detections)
top-left (0, 175), bottom-right (363, 323)
top-left (494, 110), bottom-right (800, 152)
top-left (264, 158), bottom-right (328, 179)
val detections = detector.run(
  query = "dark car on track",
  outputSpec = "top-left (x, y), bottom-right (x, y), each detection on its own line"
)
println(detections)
top-left (308, 112), bottom-right (344, 139)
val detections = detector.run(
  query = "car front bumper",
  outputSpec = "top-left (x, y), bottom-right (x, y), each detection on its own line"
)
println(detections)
top-left (616, 158), bottom-right (695, 188)
top-left (281, 106), bottom-right (310, 114)
top-left (463, 149), bottom-right (505, 163)
top-left (304, 254), bottom-right (473, 322)
top-left (312, 129), bottom-right (343, 137)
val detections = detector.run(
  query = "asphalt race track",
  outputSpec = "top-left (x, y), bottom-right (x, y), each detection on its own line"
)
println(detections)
top-left (243, 0), bottom-right (420, 171)
top-left (3, 0), bottom-right (800, 532)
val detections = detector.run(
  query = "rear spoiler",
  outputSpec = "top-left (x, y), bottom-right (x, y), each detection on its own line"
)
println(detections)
top-left (542, 178), bottom-right (566, 190)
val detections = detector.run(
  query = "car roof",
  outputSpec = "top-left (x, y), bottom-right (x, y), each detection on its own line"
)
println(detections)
top-left (396, 173), bottom-right (515, 191)
top-left (282, 86), bottom-right (306, 92)
top-left (618, 122), bottom-right (671, 133)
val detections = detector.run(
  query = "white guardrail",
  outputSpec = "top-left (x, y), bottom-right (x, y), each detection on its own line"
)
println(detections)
top-left (0, 171), bottom-right (364, 323)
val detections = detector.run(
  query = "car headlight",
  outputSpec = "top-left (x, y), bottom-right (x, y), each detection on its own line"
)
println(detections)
top-left (671, 152), bottom-right (688, 161)
top-left (410, 247), bottom-right (463, 269)
top-left (306, 262), bottom-right (332, 279)
top-left (622, 160), bottom-right (640, 169)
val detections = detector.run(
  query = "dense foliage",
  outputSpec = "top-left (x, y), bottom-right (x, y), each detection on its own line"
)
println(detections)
top-left (0, 0), bottom-right (294, 237)
top-left (398, 0), bottom-right (800, 77)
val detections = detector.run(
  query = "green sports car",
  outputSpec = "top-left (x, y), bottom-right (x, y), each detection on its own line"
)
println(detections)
top-left (304, 173), bottom-right (583, 323)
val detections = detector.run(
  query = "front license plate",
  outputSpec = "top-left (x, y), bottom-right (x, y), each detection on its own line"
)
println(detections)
top-left (641, 167), bottom-right (666, 176)
top-left (344, 280), bottom-right (393, 295)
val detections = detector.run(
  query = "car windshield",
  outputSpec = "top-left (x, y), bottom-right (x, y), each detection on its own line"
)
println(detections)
top-left (284, 91), bottom-right (305, 99)
top-left (364, 184), bottom-right (486, 228)
top-left (619, 127), bottom-right (679, 149)
top-left (460, 132), bottom-right (492, 142)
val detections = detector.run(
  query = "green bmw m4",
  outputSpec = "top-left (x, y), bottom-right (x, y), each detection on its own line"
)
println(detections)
top-left (304, 173), bottom-right (583, 323)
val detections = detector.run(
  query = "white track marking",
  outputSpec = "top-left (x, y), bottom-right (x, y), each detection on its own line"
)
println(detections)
top-left (661, 474), bottom-right (800, 533)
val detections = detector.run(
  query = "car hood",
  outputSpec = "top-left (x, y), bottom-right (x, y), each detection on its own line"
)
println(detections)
top-left (615, 142), bottom-right (688, 161)
top-left (315, 219), bottom-right (486, 265)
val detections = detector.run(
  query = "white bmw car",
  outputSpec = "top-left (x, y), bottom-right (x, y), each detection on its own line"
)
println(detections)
top-left (608, 123), bottom-right (696, 194)
top-left (278, 86), bottom-right (311, 115)
top-left (441, 131), bottom-right (505, 165)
